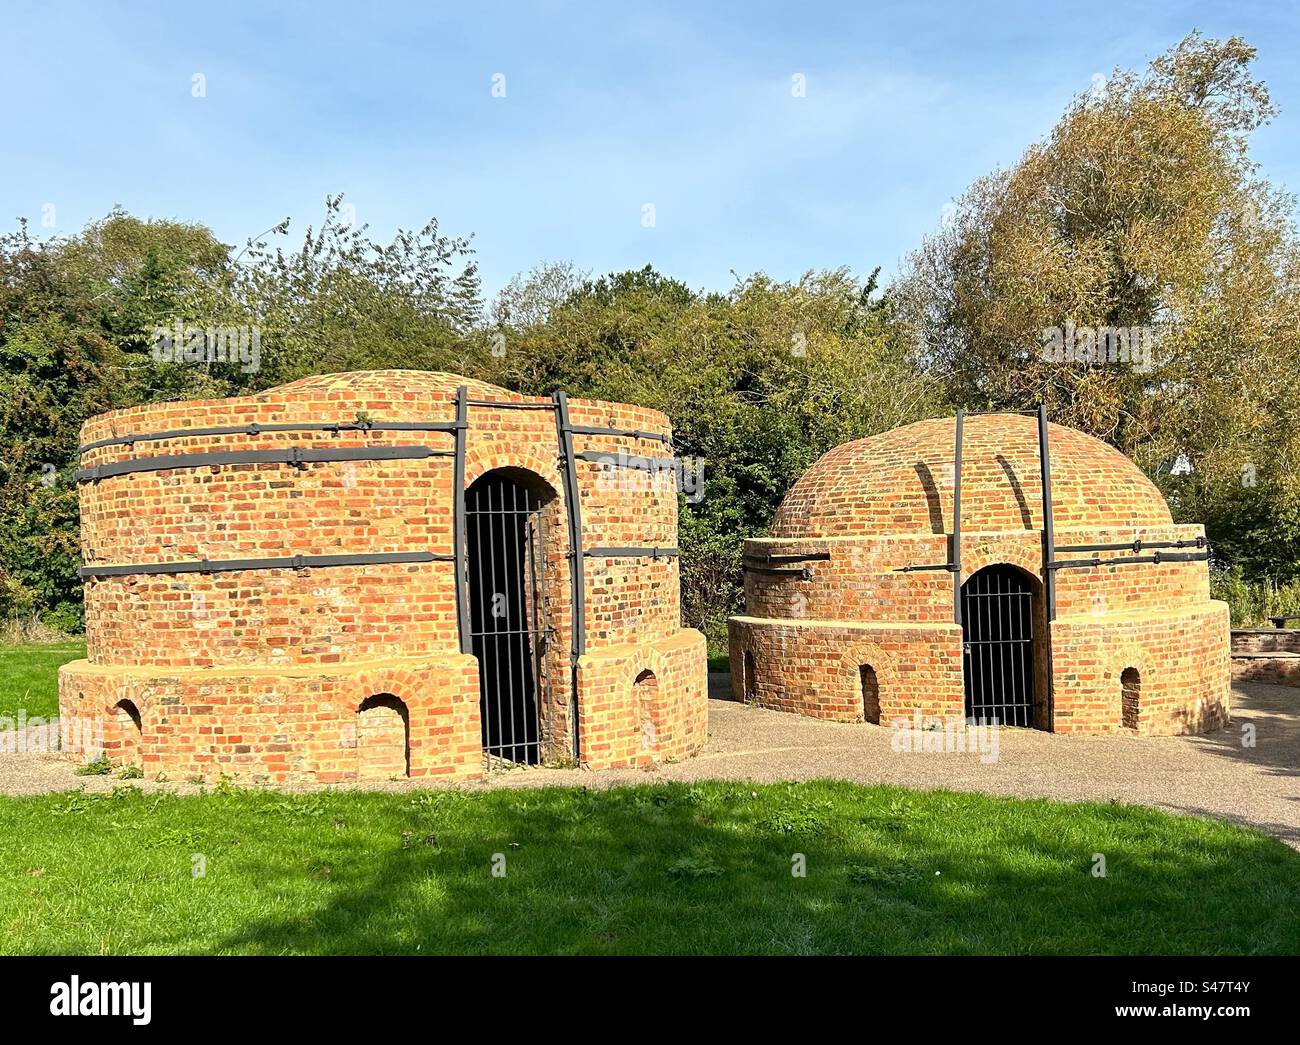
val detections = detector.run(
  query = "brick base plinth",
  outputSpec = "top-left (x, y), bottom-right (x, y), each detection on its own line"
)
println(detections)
top-left (58, 654), bottom-right (483, 784)
top-left (1049, 604), bottom-right (1231, 734)
top-left (60, 626), bottom-right (708, 781)
top-left (729, 604), bottom-right (1230, 735)
top-left (577, 630), bottom-right (708, 768)
top-left (727, 617), bottom-right (963, 722)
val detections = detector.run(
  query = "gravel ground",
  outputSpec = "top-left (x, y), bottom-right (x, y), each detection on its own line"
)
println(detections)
top-left (3, 676), bottom-right (1297, 847)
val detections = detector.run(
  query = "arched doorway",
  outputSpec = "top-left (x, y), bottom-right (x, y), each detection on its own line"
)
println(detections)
top-left (961, 564), bottom-right (1040, 727)
top-left (466, 469), bottom-right (553, 765)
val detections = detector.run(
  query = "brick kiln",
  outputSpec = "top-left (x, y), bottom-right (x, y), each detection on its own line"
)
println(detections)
top-left (59, 371), bottom-right (706, 783)
top-left (728, 410), bottom-right (1230, 735)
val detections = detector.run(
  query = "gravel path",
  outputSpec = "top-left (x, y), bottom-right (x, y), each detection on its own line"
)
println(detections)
top-left (3, 676), bottom-right (1297, 847)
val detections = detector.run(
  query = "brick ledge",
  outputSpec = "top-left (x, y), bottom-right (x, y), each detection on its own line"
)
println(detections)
top-left (58, 651), bottom-right (475, 682)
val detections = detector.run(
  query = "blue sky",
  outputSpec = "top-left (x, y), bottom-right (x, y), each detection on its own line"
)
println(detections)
top-left (4, 1), bottom-right (1299, 299)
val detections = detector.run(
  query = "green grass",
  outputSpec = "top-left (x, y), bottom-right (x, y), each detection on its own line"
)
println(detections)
top-left (2, 780), bottom-right (1297, 955)
top-left (707, 652), bottom-right (730, 673)
top-left (0, 641), bottom-right (85, 721)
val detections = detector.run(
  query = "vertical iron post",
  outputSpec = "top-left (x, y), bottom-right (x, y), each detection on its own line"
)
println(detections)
top-left (553, 391), bottom-right (585, 759)
top-left (1037, 404), bottom-right (1057, 622)
top-left (952, 408), bottom-right (964, 625)
top-left (453, 386), bottom-right (471, 654)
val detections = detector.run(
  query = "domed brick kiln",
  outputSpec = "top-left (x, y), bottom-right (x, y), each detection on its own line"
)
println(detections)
top-left (59, 371), bottom-right (706, 783)
top-left (728, 409), bottom-right (1229, 735)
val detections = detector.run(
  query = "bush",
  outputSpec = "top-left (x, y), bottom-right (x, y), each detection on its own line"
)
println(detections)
top-left (1211, 566), bottom-right (1300, 627)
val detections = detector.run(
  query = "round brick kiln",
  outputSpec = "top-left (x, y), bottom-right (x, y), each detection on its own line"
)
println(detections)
top-left (728, 410), bottom-right (1230, 735)
top-left (59, 370), bottom-right (706, 783)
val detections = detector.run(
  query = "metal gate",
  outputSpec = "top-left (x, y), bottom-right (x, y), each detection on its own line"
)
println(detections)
top-left (961, 564), bottom-right (1036, 726)
top-left (466, 472), bottom-right (548, 765)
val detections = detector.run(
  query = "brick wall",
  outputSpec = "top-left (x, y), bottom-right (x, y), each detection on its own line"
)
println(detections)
top-left (1230, 629), bottom-right (1300, 687)
top-left (1232, 629), bottom-right (1300, 654)
top-left (60, 370), bottom-right (706, 782)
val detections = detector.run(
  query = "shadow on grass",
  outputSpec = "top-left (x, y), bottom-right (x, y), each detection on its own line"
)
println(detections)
top-left (199, 782), bottom-right (1300, 955)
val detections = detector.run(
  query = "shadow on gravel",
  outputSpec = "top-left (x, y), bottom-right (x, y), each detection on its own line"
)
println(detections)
top-left (1184, 683), bottom-right (1300, 781)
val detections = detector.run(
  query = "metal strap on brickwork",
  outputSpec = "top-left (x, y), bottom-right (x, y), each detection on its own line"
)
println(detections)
top-left (570, 424), bottom-right (671, 445)
top-left (1049, 550), bottom-right (1210, 570)
top-left (79, 419), bottom-right (457, 454)
top-left (891, 406), bottom-right (1056, 625)
top-left (1056, 537), bottom-right (1206, 554)
top-left (75, 444), bottom-right (449, 483)
top-left (584, 546), bottom-right (679, 558)
top-left (80, 550), bottom-right (452, 579)
top-left (742, 550), bottom-right (826, 581)
top-left (574, 450), bottom-right (677, 472)
top-left (952, 408), bottom-right (965, 625)
top-left (553, 391), bottom-right (586, 761)
top-left (465, 399), bottom-right (553, 409)
top-left (746, 566), bottom-right (813, 579)
top-left (949, 407), bottom-right (1056, 624)
top-left (452, 386), bottom-right (472, 655)
top-left (553, 392), bottom-right (587, 661)
top-left (1037, 405), bottom-right (1058, 622)
top-left (745, 552), bottom-right (830, 565)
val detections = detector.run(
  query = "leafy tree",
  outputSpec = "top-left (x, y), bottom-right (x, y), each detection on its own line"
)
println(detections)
top-left (894, 31), bottom-right (1300, 580)
top-left (0, 211), bottom-right (230, 626)
top-left (487, 264), bottom-right (938, 643)
top-left (219, 194), bottom-right (485, 389)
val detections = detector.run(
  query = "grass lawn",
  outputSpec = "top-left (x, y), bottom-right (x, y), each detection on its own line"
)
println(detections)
top-left (2, 780), bottom-right (1297, 955)
top-left (0, 641), bottom-right (85, 721)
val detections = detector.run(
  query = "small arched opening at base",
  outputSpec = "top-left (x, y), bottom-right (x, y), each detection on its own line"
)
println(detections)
top-left (357, 694), bottom-right (410, 780)
top-left (111, 699), bottom-right (143, 767)
top-left (742, 650), bottom-right (758, 703)
top-left (1121, 667), bottom-right (1141, 730)
top-left (859, 665), bottom-right (881, 725)
top-left (633, 669), bottom-right (660, 752)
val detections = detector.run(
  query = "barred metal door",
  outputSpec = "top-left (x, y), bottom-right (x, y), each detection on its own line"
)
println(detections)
top-left (466, 472), bottom-right (548, 765)
top-left (961, 564), bottom-right (1036, 726)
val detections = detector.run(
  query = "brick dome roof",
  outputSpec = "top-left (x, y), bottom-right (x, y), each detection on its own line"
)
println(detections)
top-left (267, 369), bottom-right (513, 400)
top-left (770, 413), bottom-right (1172, 537)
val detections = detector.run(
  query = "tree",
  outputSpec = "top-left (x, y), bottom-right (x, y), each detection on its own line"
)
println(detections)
top-left (0, 198), bottom-right (488, 629)
top-left (894, 31), bottom-right (1300, 580)
top-left (488, 264), bottom-right (938, 644)
top-left (0, 211), bottom-right (232, 626)
top-left (219, 194), bottom-right (485, 389)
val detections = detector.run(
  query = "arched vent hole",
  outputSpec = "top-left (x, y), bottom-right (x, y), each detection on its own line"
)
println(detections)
top-left (860, 665), bottom-right (880, 725)
top-left (1121, 668), bottom-right (1141, 731)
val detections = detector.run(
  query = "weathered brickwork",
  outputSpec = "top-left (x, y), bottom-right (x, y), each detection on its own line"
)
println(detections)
top-left (60, 370), bottom-right (707, 782)
top-left (1233, 630), bottom-right (1300, 653)
top-left (729, 414), bottom-right (1231, 735)
top-left (729, 618), bottom-right (963, 721)
top-left (1231, 629), bottom-right (1300, 687)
